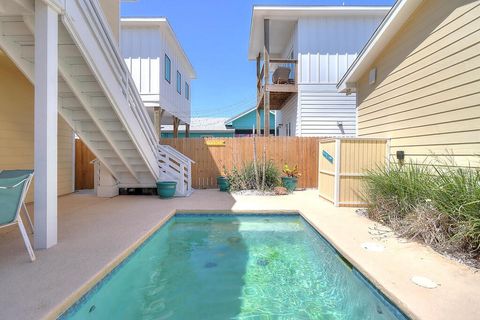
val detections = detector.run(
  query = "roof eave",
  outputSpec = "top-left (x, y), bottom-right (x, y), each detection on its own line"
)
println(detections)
top-left (121, 17), bottom-right (196, 79)
top-left (248, 5), bottom-right (391, 61)
top-left (336, 0), bottom-right (423, 92)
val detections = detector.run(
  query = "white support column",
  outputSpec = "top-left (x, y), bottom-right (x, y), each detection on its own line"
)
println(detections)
top-left (34, 0), bottom-right (58, 249)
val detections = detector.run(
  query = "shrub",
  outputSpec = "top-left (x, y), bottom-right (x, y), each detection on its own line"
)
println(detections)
top-left (282, 164), bottom-right (301, 178)
top-left (226, 161), bottom-right (281, 192)
top-left (363, 162), bottom-right (433, 223)
top-left (363, 160), bottom-right (480, 257)
top-left (431, 165), bottom-right (480, 252)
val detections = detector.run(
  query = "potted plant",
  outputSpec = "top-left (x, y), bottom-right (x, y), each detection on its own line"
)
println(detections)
top-left (282, 164), bottom-right (300, 192)
top-left (217, 167), bottom-right (230, 192)
top-left (156, 181), bottom-right (177, 199)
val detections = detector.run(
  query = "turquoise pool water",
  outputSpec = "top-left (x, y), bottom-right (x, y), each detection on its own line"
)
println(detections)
top-left (60, 214), bottom-right (407, 320)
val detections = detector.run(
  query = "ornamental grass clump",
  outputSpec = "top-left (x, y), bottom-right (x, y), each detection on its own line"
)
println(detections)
top-left (363, 162), bottom-right (433, 224)
top-left (363, 160), bottom-right (480, 263)
top-left (431, 165), bottom-right (480, 252)
top-left (226, 161), bottom-right (281, 192)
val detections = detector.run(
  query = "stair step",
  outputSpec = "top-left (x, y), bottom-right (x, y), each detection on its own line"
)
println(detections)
top-left (80, 121), bottom-right (123, 131)
top-left (8, 35), bottom-right (34, 45)
top-left (117, 141), bottom-right (136, 149)
top-left (21, 44), bottom-right (83, 59)
top-left (69, 64), bottom-right (92, 77)
top-left (62, 56), bottom-right (87, 65)
top-left (90, 97), bottom-right (111, 108)
top-left (75, 75), bottom-right (97, 83)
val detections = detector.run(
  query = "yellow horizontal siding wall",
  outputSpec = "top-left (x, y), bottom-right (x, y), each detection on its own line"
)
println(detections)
top-left (356, 0), bottom-right (480, 167)
top-left (0, 52), bottom-right (74, 202)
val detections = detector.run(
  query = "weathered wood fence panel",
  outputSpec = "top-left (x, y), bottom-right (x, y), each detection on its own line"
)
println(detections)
top-left (75, 139), bottom-right (96, 190)
top-left (318, 138), bottom-right (389, 207)
top-left (161, 137), bottom-right (320, 189)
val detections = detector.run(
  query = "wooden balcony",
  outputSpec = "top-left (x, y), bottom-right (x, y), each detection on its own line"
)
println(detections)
top-left (256, 54), bottom-right (298, 111)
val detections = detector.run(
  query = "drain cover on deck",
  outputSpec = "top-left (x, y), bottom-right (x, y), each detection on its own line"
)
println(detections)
top-left (204, 262), bottom-right (218, 268)
top-left (411, 276), bottom-right (438, 289)
top-left (361, 242), bottom-right (385, 252)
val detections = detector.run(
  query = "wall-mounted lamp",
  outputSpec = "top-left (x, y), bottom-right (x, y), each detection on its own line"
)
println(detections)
top-left (396, 150), bottom-right (405, 166)
top-left (337, 121), bottom-right (345, 135)
top-left (369, 68), bottom-right (377, 85)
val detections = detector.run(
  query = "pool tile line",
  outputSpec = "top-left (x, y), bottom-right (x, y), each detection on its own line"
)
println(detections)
top-left (175, 212), bottom-right (299, 217)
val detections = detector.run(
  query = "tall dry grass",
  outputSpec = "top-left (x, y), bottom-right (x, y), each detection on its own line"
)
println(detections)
top-left (363, 160), bottom-right (480, 260)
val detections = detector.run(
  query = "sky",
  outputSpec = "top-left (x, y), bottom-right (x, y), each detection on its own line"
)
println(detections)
top-left (122, 0), bottom-right (395, 119)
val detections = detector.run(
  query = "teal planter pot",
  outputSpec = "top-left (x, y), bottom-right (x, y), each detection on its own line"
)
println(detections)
top-left (156, 181), bottom-right (177, 199)
top-left (281, 177), bottom-right (298, 192)
top-left (216, 176), bottom-right (230, 192)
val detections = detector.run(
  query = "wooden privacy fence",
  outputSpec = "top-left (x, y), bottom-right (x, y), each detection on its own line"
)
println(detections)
top-left (318, 138), bottom-right (389, 207)
top-left (161, 137), bottom-right (321, 189)
top-left (75, 139), bottom-right (96, 190)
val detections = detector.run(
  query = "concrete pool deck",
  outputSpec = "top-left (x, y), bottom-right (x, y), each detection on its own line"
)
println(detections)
top-left (0, 190), bottom-right (479, 320)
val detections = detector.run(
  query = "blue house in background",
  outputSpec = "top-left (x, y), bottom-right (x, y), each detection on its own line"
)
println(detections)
top-left (161, 108), bottom-right (276, 138)
top-left (161, 118), bottom-right (234, 138)
top-left (225, 108), bottom-right (276, 136)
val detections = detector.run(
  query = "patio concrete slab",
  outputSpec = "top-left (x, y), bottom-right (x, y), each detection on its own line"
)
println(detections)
top-left (0, 190), bottom-right (479, 320)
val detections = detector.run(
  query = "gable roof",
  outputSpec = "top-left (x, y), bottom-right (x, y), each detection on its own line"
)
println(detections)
top-left (248, 5), bottom-right (390, 60)
top-left (337, 0), bottom-right (423, 92)
top-left (224, 107), bottom-right (275, 126)
top-left (121, 17), bottom-right (196, 78)
top-left (162, 118), bottom-right (233, 133)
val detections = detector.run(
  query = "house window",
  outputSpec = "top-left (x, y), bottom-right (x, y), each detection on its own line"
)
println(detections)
top-left (176, 71), bottom-right (182, 94)
top-left (164, 54), bottom-right (171, 83)
top-left (185, 82), bottom-right (190, 100)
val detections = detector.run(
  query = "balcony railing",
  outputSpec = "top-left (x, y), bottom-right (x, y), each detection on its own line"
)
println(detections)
top-left (257, 49), bottom-right (298, 100)
top-left (256, 48), bottom-right (298, 110)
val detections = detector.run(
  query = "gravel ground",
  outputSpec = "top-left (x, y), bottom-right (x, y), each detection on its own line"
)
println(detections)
top-left (230, 190), bottom-right (277, 196)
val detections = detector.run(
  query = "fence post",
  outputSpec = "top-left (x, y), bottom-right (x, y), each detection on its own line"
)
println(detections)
top-left (187, 162), bottom-right (192, 192)
top-left (334, 139), bottom-right (341, 207)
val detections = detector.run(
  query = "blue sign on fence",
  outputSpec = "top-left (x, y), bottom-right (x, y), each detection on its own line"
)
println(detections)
top-left (322, 150), bottom-right (334, 164)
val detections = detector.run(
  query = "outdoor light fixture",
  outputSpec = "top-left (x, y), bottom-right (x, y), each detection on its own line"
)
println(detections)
top-left (396, 150), bottom-right (405, 166)
top-left (369, 68), bottom-right (377, 84)
top-left (337, 121), bottom-right (345, 134)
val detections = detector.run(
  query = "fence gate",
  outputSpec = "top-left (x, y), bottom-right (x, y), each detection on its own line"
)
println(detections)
top-left (75, 139), bottom-right (96, 190)
top-left (318, 138), bottom-right (389, 207)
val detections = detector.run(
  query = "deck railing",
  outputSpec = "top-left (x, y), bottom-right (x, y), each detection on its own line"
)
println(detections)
top-left (256, 48), bottom-right (298, 100)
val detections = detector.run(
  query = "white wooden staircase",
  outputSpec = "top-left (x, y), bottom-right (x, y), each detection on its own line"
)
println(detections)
top-left (0, 0), bottom-right (193, 196)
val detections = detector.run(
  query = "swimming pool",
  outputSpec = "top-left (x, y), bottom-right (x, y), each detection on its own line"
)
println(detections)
top-left (60, 213), bottom-right (408, 319)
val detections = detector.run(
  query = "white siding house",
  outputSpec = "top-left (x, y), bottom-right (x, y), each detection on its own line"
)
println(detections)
top-left (249, 6), bottom-right (389, 137)
top-left (121, 18), bottom-right (196, 135)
